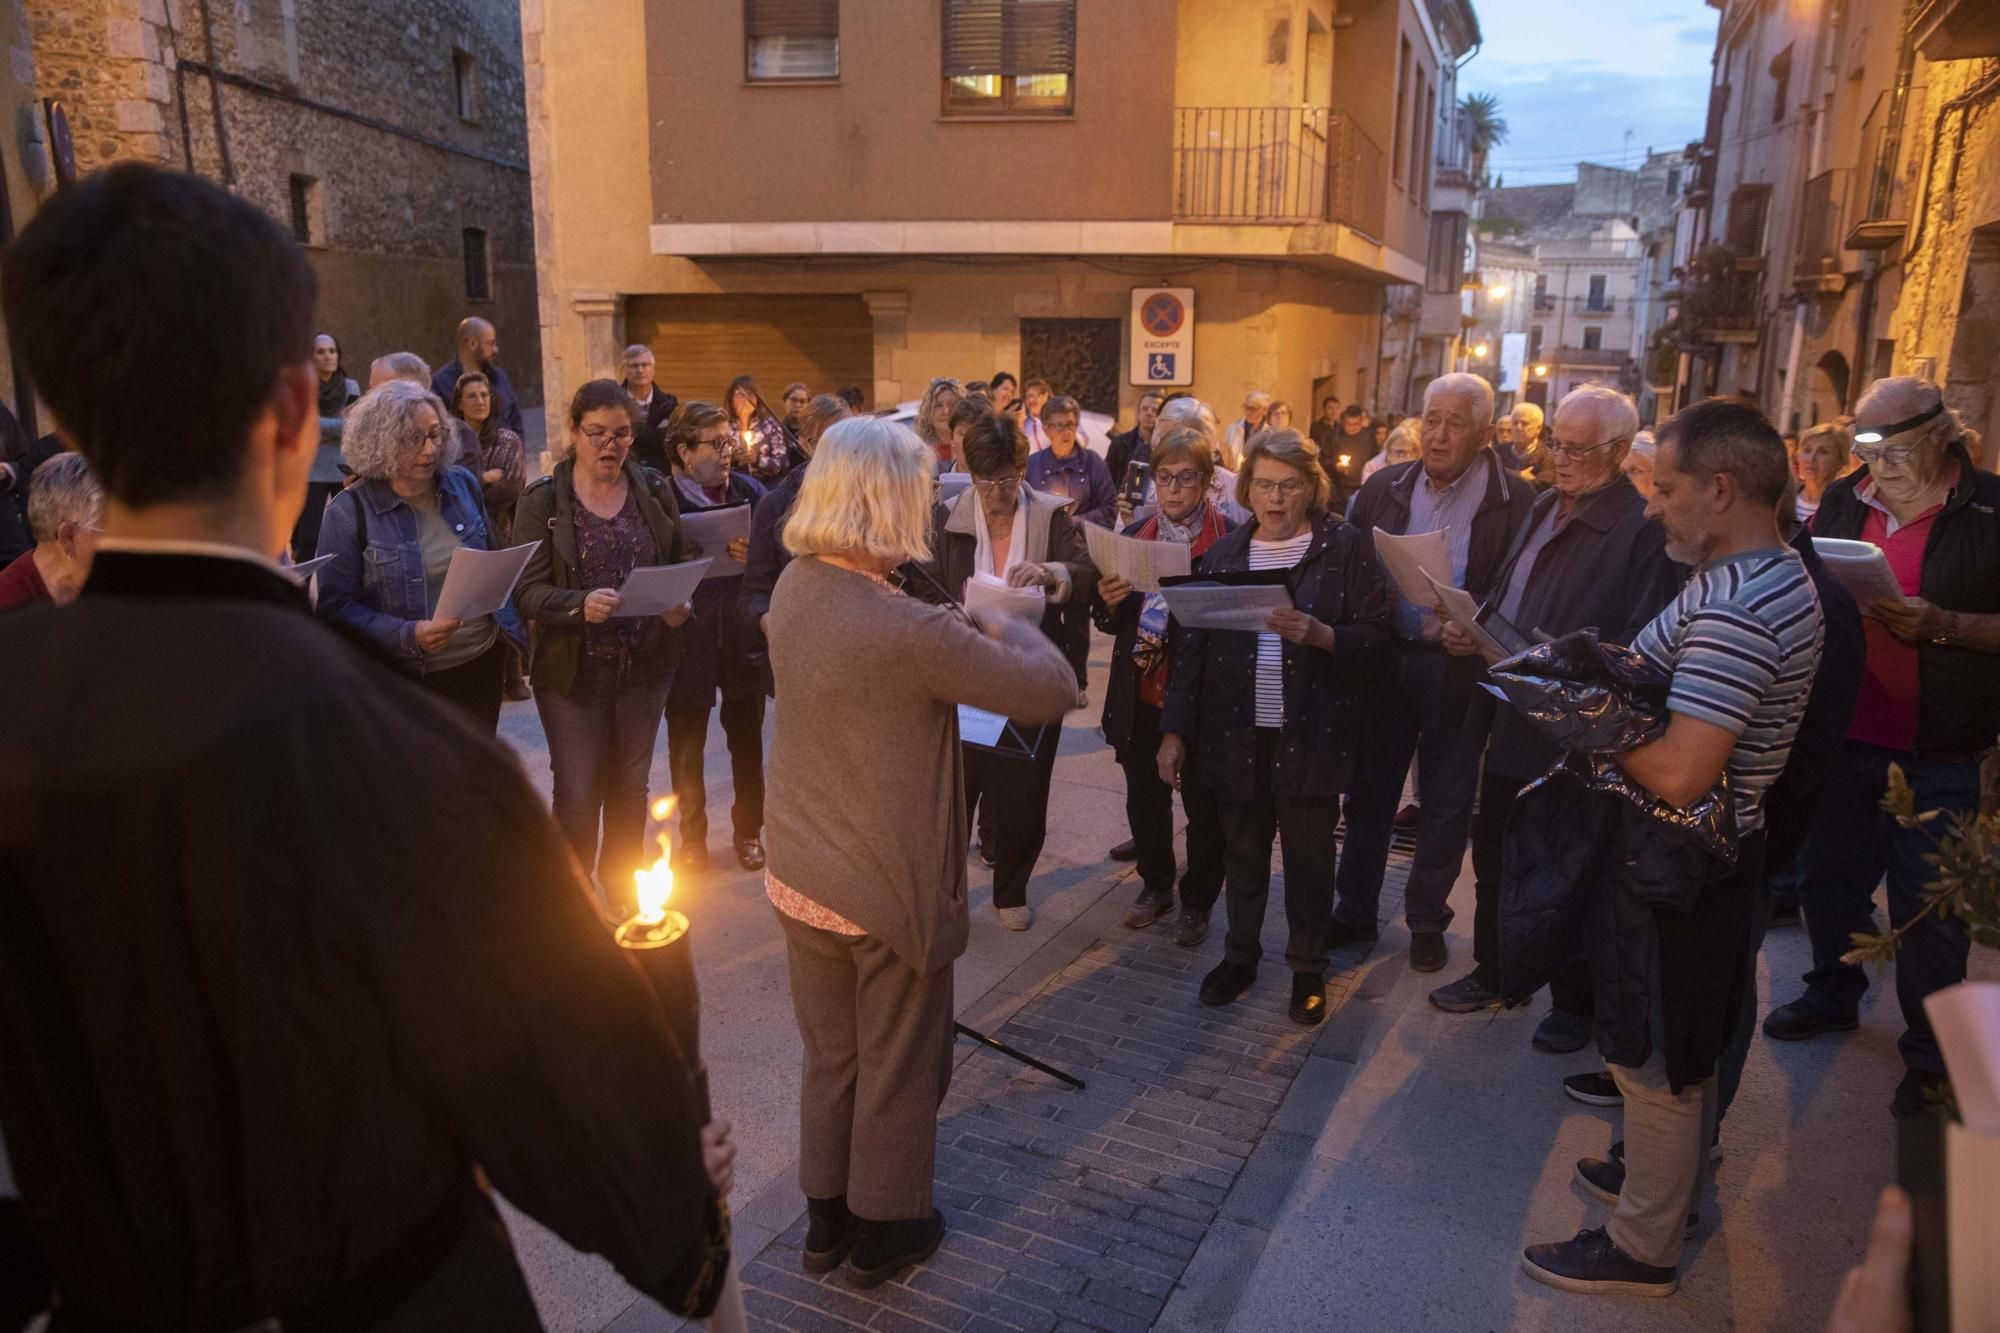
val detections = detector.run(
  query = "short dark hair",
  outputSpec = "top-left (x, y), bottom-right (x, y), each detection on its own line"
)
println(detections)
top-left (1656, 397), bottom-right (1790, 507)
top-left (948, 395), bottom-right (990, 435)
top-left (1138, 389), bottom-right (1165, 405)
top-left (989, 371), bottom-right (1018, 392)
top-left (960, 411), bottom-right (1029, 478)
top-left (3, 163), bottom-right (316, 507)
top-left (667, 400), bottom-right (730, 464)
top-left (839, 385), bottom-right (866, 410)
top-left (569, 378), bottom-right (637, 428)
top-left (1341, 404), bottom-right (1369, 421)
top-left (1042, 395), bottom-right (1081, 425)
top-left (1024, 377), bottom-right (1051, 395)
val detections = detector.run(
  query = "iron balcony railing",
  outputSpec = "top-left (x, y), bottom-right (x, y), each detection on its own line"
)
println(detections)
top-left (1533, 292), bottom-right (1557, 312)
top-left (1795, 166), bottom-right (1852, 284)
top-left (1553, 346), bottom-right (1628, 368)
top-left (1172, 106), bottom-right (1388, 237)
top-left (1845, 83), bottom-right (1922, 248)
top-left (1573, 294), bottom-right (1617, 315)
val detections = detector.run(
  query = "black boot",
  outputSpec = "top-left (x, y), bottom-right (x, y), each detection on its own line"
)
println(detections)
top-left (847, 1209), bottom-right (945, 1289)
top-left (803, 1195), bottom-right (854, 1274)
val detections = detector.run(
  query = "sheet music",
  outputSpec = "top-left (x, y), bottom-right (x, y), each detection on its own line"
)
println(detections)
top-left (1157, 582), bottom-right (1292, 632)
top-left (1082, 521), bottom-right (1192, 594)
top-left (432, 542), bottom-right (539, 621)
top-left (964, 572), bottom-right (1046, 626)
top-left (1371, 527), bottom-right (1454, 609)
top-left (1813, 537), bottom-right (1907, 612)
top-left (680, 504), bottom-right (751, 580)
top-left (614, 559), bottom-right (712, 616)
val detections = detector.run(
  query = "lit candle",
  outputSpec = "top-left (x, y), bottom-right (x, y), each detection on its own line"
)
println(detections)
top-left (614, 797), bottom-right (703, 1092)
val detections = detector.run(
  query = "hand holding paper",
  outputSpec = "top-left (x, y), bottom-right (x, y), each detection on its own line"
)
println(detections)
top-left (965, 572), bottom-right (1046, 626)
top-left (433, 542), bottom-right (539, 621)
top-left (614, 559), bottom-right (713, 617)
top-left (1813, 537), bottom-right (1906, 612)
top-left (681, 505), bottom-right (752, 581)
top-left (1082, 522), bottom-right (1191, 594)
top-left (1157, 582), bottom-right (1292, 631)
top-left (1371, 527), bottom-right (1453, 610)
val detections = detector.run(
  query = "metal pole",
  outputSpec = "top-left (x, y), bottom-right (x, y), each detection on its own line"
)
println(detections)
top-left (955, 1022), bottom-right (1086, 1090)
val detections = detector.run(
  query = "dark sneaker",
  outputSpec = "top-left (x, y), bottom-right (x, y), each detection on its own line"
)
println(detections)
top-left (1109, 838), bottom-right (1139, 862)
top-left (735, 837), bottom-right (766, 872)
top-left (1573, 1159), bottom-right (1698, 1240)
top-left (1563, 1070), bottom-right (1622, 1107)
top-left (1408, 931), bottom-right (1447, 973)
top-left (1428, 972), bottom-right (1501, 1013)
top-left (1393, 802), bottom-right (1421, 832)
top-left (1610, 1133), bottom-right (1722, 1167)
top-left (1171, 908), bottom-right (1211, 948)
top-left (977, 838), bottom-right (996, 868)
top-left (1521, 1227), bottom-right (1677, 1297)
top-left (847, 1210), bottom-right (944, 1289)
top-left (1532, 1008), bottom-right (1593, 1054)
top-left (803, 1196), bottom-right (854, 1274)
top-left (1762, 997), bottom-right (1859, 1042)
top-left (1767, 897), bottom-right (1801, 926)
top-left (1198, 959), bottom-right (1257, 1007)
top-left (1325, 917), bottom-right (1379, 952)
top-left (1289, 973), bottom-right (1327, 1026)
top-left (1891, 1068), bottom-right (1950, 1119)
top-left (1123, 887), bottom-right (1174, 930)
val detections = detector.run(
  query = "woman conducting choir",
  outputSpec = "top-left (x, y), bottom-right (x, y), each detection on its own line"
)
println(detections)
top-left (763, 416), bottom-right (1076, 1287)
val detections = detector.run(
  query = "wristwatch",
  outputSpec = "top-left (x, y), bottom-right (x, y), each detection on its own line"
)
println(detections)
top-left (1934, 610), bottom-right (1964, 646)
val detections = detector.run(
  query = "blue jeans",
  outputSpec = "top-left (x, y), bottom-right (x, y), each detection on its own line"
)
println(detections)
top-left (1334, 645), bottom-right (1488, 935)
top-left (1794, 739), bottom-right (1978, 1077)
top-left (534, 654), bottom-right (673, 915)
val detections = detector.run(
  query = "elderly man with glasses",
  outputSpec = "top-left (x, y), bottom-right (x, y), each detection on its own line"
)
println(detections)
top-left (1429, 385), bottom-right (1681, 1035)
top-left (1762, 376), bottom-right (2000, 1117)
top-left (1334, 373), bottom-right (1536, 974)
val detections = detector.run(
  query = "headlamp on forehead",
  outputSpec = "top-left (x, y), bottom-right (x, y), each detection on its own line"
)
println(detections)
top-left (1852, 401), bottom-right (1943, 445)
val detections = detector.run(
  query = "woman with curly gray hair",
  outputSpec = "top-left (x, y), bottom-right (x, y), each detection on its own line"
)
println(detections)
top-left (315, 378), bottom-right (526, 729)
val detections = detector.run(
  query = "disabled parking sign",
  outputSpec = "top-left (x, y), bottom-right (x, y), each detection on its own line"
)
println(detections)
top-left (1130, 287), bottom-right (1194, 387)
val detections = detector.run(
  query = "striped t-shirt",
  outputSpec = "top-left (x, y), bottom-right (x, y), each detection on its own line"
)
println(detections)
top-left (1248, 530), bottom-right (1316, 727)
top-left (1631, 547), bottom-right (1823, 832)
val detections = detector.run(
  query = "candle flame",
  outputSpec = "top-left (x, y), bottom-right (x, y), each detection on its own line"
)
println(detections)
top-left (632, 796), bottom-right (679, 925)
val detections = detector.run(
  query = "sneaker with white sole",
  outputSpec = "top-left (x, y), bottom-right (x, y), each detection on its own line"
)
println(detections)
top-left (1521, 1227), bottom-right (1677, 1297)
top-left (995, 904), bottom-right (1033, 931)
top-left (1563, 1070), bottom-right (1622, 1106)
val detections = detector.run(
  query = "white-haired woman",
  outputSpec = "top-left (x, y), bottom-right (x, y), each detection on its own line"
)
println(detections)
top-left (316, 378), bottom-right (526, 729)
top-left (1621, 430), bottom-right (1658, 499)
top-left (763, 415), bottom-right (1075, 1288)
top-left (0, 450), bottom-right (101, 610)
top-left (1764, 376), bottom-right (2000, 1116)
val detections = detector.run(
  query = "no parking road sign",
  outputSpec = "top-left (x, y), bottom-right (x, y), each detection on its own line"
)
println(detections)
top-left (1130, 287), bottom-right (1194, 387)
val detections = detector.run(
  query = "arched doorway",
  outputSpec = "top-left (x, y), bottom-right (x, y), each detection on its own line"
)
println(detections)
top-left (1811, 350), bottom-right (1850, 425)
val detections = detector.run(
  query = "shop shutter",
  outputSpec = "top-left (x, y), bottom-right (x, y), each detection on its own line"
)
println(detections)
top-left (624, 294), bottom-right (875, 410)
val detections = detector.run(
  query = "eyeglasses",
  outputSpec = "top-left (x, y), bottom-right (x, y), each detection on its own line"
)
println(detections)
top-left (1549, 434), bottom-right (1627, 460)
top-left (1045, 420), bottom-right (1079, 433)
top-left (1248, 477), bottom-right (1309, 500)
top-left (581, 428), bottom-right (635, 449)
top-left (973, 474), bottom-right (1025, 494)
top-left (1852, 443), bottom-right (1923, 468)
top-left (1852, 402), bottom-right (1943, 447)
top-left (1155, 469), bottom-right (1204, 491)
top-left (413, 427), bottom-right (444, 448)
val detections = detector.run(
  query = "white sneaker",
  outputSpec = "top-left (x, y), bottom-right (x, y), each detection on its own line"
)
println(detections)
top-left (995, 905), bottom-right (1033, 931)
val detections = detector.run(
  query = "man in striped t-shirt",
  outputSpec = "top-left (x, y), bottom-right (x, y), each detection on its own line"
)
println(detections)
top-left (1524, 400), bottom-right (1822, 1300)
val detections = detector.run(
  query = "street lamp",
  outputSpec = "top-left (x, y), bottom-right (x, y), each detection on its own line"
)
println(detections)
top-left (1532, 363), bottom-right (1551, 378)
top-left (1486, 284), bottom-right (1509, 303)
top-left (1473, 342), bottom-right (1492, 359)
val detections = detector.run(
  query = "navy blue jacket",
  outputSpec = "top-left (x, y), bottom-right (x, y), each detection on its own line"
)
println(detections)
top-left (1347, 448), bottom-right (1535, 607)
top-left (1091, 512), bottom-right (1239, 751)
top-left (1762, 529), bottom-right (1865, 877)
top-left (1160, 512), bottom-right (1392, 803)
top-left (667, 473), bottom-right (764, 708)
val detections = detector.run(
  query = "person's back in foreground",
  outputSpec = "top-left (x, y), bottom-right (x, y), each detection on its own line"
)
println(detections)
top-left (0, 162), bottom-right (730, 1331)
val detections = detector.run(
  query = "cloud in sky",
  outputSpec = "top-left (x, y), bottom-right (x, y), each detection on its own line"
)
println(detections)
top-left (1461, 0), bottom-right (1718, 184)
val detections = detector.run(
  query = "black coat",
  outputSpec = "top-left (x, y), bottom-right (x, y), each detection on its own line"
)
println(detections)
top-left (1811, 442), bottom-right (2000, 757)
top-left (1480, 474), bottom-right (1682, 781)
top-left (1347, 449), bottom-right (1536, 607)
top-left (1160, 512), bottom-right (1392, 803)
top-left (1092, 513), bottom-right (1238, 751)
top-left (667, 473), bottom-right (764, 708)
top-left (1762, 529), bottom-right (1866, 877)
top-left (927, 487), bottom-right (1098, 685)
top-left (739, 460), bottom-right (803, 696)
top-left (626, 385), bottom-right (681, 476)
top-left (1105, 427), bottom-right (1149, 492)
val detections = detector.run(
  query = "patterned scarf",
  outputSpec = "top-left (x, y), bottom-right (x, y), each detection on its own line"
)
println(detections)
top-left (1133, 501), bottom-right (1230, 706)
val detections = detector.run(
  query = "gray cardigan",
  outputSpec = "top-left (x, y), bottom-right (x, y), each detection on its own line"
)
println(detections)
top-left (765, 555), bottom-right (1078, 974)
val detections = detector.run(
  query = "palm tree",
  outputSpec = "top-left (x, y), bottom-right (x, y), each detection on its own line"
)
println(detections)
top-left (1460, 92), bottom-right (1508, 184)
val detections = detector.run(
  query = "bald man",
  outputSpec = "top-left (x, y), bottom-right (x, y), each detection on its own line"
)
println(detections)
top-left (432, 316), bottom-right (525, 436)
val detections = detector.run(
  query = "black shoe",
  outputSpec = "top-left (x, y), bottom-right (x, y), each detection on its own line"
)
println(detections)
top-left (802, 1196), bottom-right (854, 1274)
top-left (735, 837), bottom-right (766, 872)
top-left (1532, 1008), bottom-right (1593, 1054)
top-left (977, 838), bottom-right (996, 868)
top-left (1762, 997), bottom-right (1859, 1042)
top-left (1408, 931), bottom-right (1447, 973)
top-left (1521, 1227), bottom-right (1677, 1297)
top-left (1109, 838), bottom-right (1139, 862)
top-left (1563, 1070), bottom-right (1622, 1107)
top-left (1199, 959), bottom-right (1257, 1007)
top-left (1123, 887), bottom-right (1174, 929)
top-left (1289, 973), bottom-right (1327, 1026)
top-left (1767, 897), bottom-right (1801, 926)
top-left (1428, 972), bottom-right (1502, 1013)
top-left (847, 1210), bottom-right (944, 1289)
top-left (1325, 917), bottom-right (1379, 952)
top-left (1891, 1068), bottom-right (1950, 1119)
top-left (1393, 802), bottom-right (1421, 832)
top-left (1171, 908), bottom-right (1211, 948)
top-left (1573, 1159), bottom-right (1699, 1240)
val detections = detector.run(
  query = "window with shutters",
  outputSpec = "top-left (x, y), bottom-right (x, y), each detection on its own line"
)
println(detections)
top-left (1582, 326), bottom-right (1603, 351)
top-left (745, 0), bottom-right (840, 82)
top-left (1725, 183), bottom-right (1772, 257)
top-left (462, 227), bottom-right (490, 302)
top-left (1425, 211), bottom-right (1466, 293)
top-left (942, 0), bottom-right (1076, 118)
top-left (1768, 45), bottom-right (1792, 125)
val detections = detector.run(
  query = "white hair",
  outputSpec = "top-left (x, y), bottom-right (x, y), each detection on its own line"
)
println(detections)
top-left (1856, 375), bottom-right (1975, 456)
top-left (1554, 384), bottom-right (1640, 444)
top-left (1154, 396), bottom-right (1221, 448)
top-left (343, 380), bottom-right (450, 481)
top-left (623, 344), bottom-right (654, 361)
top-left (783, 416), bottom-right (936, 563)
top-left (26, 451), bottom-right (102, 544)
top-left (1425, 372), bottom-right (1497, 424)
top-left (1511, 400), bottom-right (1545, 428)
top-left (1629, 430), bottom-right (1658, 460)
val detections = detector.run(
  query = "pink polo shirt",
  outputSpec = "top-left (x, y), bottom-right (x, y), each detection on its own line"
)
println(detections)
top-left (1841, 463), bottom-right (1958, 752)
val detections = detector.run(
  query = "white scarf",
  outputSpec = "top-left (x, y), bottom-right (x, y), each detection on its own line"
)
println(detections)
top-left (971, 488), bottom-right (1027, 578)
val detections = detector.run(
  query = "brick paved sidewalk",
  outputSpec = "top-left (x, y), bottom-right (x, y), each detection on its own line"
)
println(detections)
top-left (737, 840), bottom-right (1412, 1333)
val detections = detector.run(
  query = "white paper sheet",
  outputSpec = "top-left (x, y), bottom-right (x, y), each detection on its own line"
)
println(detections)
top-left (613, 559), bottom-right (713, 617)
top-left (964, 571), bottom-right (1046, 626)
top-left (1082, 522), bottom-right (1192, 594)
top-left (1813, 537), bottom-right (1908, 612)
top-left (680, 504), bottom-right (752, 580)
top-left (290, 554), bottom-right (336, 583)
top-left (938, 472), bottom-right (974, 503)
top-left (1371, 527), bottom-right (1454, 609)
top-left (432, 541), bottom-right (539, 621)
top-left (957, 705), bottom-right (1009, 747)
top-left (1157, 582), bottom-right (1293, 632)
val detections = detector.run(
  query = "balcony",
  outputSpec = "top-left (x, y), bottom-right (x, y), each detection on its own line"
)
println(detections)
top-left (1553, 346), bottom-right (1627, 368)
top-left (1533, 292), bottom-right (1556, 312)
top-left (1172, 106), bottom-right (1386, 237)
top-left (1913, 0), bottom-right (2000, 59)
top-left (1845, 84), bottom-right (1922, 251)
top-left (1794, 166), bottom-right (1852, 294)
top-left (1691, 272), bottom-right (1764, 344)
top-left (1434, 128), bottom-right (1473, 190)
top-left (1572, 295), bottom-right (1616, 315)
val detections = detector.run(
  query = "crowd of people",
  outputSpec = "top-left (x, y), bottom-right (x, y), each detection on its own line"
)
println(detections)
top-left (0, 163), bottom-right (1989, 1324)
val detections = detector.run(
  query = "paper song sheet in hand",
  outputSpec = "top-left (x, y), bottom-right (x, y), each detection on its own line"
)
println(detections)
top-left (290, 553), bottom-right (337, 583)
top-left (964, 571), bottom-right (1046, 627)
top-left (614, 559), bottom-right (713, 617)
top-left (1082, 521), bottom-right (1191, 594)
top-left (1157, 582), bottom-right (1293, 632)
top-left (1812, 537), bottom-right (1907, 613)
top-left (433, 542), bottom-right (540, 621)
top-left (1371, 527), bottom-right (1454, 609)
top-left (679, 504), bottom-right (752, 580)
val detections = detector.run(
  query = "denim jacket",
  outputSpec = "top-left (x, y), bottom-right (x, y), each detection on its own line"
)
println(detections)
top-left (315, 465), bottom-right (527, 668)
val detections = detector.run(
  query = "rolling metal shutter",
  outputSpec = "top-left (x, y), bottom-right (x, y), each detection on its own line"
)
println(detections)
top-left (624, 294), bottom-right (875, 410)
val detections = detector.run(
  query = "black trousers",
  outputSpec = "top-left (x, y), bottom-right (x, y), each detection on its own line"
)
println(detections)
top-left (423, 641), bottom-right (506, 733)
top-left (1219, 729), bottom-right (1340, 976)
top-left (1118, 702), bottom-right (1224, 910)
top-left (961, 723), bottom-right (1061, 910)
top-left (1470, 768), bottom-right (1592, 1011)
top-left (664, 692), bottom-right (767, 847)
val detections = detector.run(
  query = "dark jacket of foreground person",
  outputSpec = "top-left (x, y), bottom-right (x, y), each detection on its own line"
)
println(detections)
top-left (0, 551), bottom-right (727, 1330)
